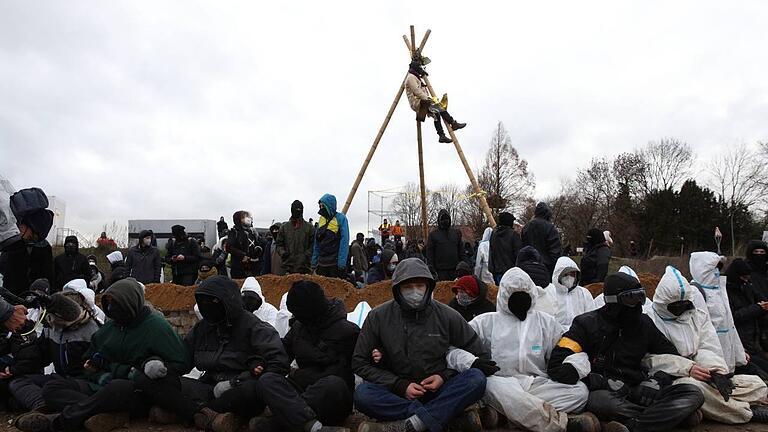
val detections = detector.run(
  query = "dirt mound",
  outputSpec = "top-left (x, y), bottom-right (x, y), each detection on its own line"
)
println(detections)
top-left (144, 283), bottom-right (197, 311)
top-left (583, 272), bottom-right (661, 299)
top-left (359, 280), bottom-right (498, 308)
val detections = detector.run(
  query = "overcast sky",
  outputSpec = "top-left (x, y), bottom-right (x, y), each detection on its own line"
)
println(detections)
top-left (2, 1), bottom-right (767, 238)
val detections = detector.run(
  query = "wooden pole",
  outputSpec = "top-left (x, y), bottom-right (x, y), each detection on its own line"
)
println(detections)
top-left (341, 75), bottom-right (408, 214)
top-left (417, 29), bottom-right (431, 54)
top-left (402, 35), bottom-right (413, 55)
top-left (410, 26), bottom-right (416, 56)
top-left (416, 121), bottom-right (429, 240)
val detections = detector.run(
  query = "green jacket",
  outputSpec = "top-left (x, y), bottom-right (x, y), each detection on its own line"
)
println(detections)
top-left (276, 218), bottom-right (314, 274)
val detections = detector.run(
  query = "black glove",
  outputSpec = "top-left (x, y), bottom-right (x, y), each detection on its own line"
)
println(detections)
top-left (471, 358), bottom-right (500, 376)
top-left (651, 371), bottom-right (675, 388)
top-left (709, 371), bottom-right (735, 401)
top-left (583, 373), bottom-right (609, 391)
top-left (629, 380), bottom-right (660, 406)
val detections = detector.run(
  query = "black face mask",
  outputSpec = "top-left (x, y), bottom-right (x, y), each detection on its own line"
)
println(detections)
top-left (64, 244), bottom-right (77, 255)
top-left (242, 293), bottom-right (263, 313)
top-left (750, 254), bottom-right (767, 272)
top-left (196, 295), bottom-right (227, 324)
top-left (605, 303), bottom-right (643, 328)
top-left (318, 205), bottom-right (330, 219)
top-left (438, 218), bottom-right (450, 229)
top-left (291, 205), bottom-right (303, 219)
top-left (507, 291), bottom-right (532, 321)
top-left (667, 300), bottom-right (694, 317)
top-left (102, 298), bottom-right (133, 325)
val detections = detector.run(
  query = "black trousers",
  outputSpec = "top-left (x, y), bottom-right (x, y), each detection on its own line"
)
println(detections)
top-left (432, 110), bottom-right (456, 136)
top-left (586, 383), bottom-right (704, 432)
top-left (9, 374), bottom-right (58, 411)
top-left (42, 377), bottom-right (144, 432)
top-left (295, 375), bottom-right (352, 426)
top-left (173, 273), bottom-right (197, 286)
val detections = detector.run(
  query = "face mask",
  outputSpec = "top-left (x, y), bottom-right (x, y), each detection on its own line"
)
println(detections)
top-left (507, 291), bottom-right (532, 321)
top-left (242, 293), bottom-right (263, 313)
top-left (102, 299), bottom-right (133, 325)
top-left (456, 291), bottom-right (474, 307)
top-left (197, 267), bottom-right (217, 281)
top-left (142, 238), bottom-right (152, 246)
top-left (751, 253), bottom-right (767, 271)
top-left (241, 217), bottom-right (253, 227)
top-left (318, 205), bottom-right (330, 219)
top-left (386, 263), bottom-right (397, 273)
top-left (400, 285), bottom-right (427, 308)
top-left (64, 244), bottom-right (77, 255)
top-left (438, 218), bottom-right (450, 229)
top-left (560, 275), bottom-right (576, 290)
top-left (616, 304), bottom-right (643, 328)
top-left (88, 260), bottom-right (97, 267)
top-left (196, 296), bottom-right (227, 324)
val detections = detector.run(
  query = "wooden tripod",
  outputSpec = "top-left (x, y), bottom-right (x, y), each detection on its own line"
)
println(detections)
top-left (341, 26), bottom-right (497, 241)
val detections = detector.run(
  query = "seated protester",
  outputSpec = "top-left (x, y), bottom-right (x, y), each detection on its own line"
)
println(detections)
top-left (9, 289), bottom-right (101, 412)
top-left (0, 318), bottom-right (37, 411)
top-left (593, 266), bottom-right (653, 315)
top-left (85, 255), bottom-right (106, 294)
top-left (547, 273), bottom-right (704, 432)
top-left (366, 250), bottom-right (398, 285)
top-left (689, 252), bottom-right (751, 376)
top-left (63, 279), bottom-right (106, 325)
top-left (726, 258), bottom-right (768, 376)
top-left (352, 258), bottom-right (490, 432)
top-left (455, 261), bottom-right (472, 279)
top-left (241, 277), bottom-right (278, 328)
top-left (106, 251), bottom-right (129, 286)
top-left (195, 258), bottom-right (218, 285)
top-left (448, 275), bottom-right (495, 322)
top-left (446, 268), bottom-right (596, 432)
top-left (643, 266), bottom-right (768, 424)
top-left (135, 276), bottom-right (341, 432)
top-left (517, 246), bottom-right (556, 317)
top-left (538, 257), bottom-right (597, 330)
top-left (14, 278), bottom-right (188, 432)
top-left (249, 281), bottom-right (360, 430)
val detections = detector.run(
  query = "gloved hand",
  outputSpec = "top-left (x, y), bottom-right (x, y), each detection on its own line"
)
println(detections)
top-left (629, 379), bottom-right (660, 406)
top-left (143, 359), bottom-right (167, 379)
top-left (471, 358), bottom-right (500, 376)
top-left (709, 371), bottom-right (735, 401)
top-left (651, 370), bottom-right (675, 388)
top-left (583, 373), bottom-right (609, 391)
top-left (213, 380), bottom-right (233, 398)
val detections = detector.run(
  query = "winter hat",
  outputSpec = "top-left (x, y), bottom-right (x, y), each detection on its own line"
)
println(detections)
top-left (171, 225), bottom-right (185, 236)
top-left (106, 251), bottom-right (123, 265)
top-left (498, 212), bottom-right (515, 227)
top-left (455, 261), bottom-right (472, 277)
top-left (286, 280), bottom-right (328, 322)
top-left (64, 235), bottom-right (78, 247)
top-left (516, 246), bottom-right (542, 265)
top-left (30, 278), bottom-right (50, 294)
top-left (586, 228), bottom-right (605, 246)
top-left (452, 275), bottom-right (480, 298)
top-left (725, 258), bottom-right (752, 279)
top-left (20, 209), bottom-right (54, 239)
top-left (291, 200), bottom-right (304, 216)
top-left (603, 272), bottom-right (642, 297)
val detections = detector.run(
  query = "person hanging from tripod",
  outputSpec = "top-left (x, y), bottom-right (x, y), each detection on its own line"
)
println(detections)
top-left (405, 53), bottom-right (466, 143)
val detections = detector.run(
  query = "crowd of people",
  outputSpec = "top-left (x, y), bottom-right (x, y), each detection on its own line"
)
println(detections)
top-left (2, 187), bottom-right (768, 432)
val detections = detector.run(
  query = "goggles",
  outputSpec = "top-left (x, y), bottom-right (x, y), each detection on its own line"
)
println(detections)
top-left (667, 300), bottom-right (694, 317)
top-left (604, 288), bottom-right (646, 307)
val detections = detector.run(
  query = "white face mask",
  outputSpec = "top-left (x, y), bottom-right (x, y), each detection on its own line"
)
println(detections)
top-left (560, 275), bottom-right (576, 290)
top-left (142, 238), bottom-right (152, 246)
top-left (400, 284), bottom-right (427, 308)
top-left (242, 217), bottom-right (253, 227)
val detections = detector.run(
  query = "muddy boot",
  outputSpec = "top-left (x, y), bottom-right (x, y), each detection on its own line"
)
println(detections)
top-left (148, 405), bottom-right (178, 425)
top-left (566, 412), bottom-right (600, 432)
top-left (447, 407), bottom-right (482, 432)
top-left (600, 421), bottom-right (629, 432)
top-left (356, 419), bottom-right (417, 432)
top-left (84, 412), bottom-right (130, 432)
top-left (13, 412), bottom-right (56, 432)
top-left (249, 415), bottom-right (279, 432)
top-left (194, 407), bottom-right (240, 432)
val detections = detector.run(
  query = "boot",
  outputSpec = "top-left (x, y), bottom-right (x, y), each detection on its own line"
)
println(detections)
top-left (678, 408), bottom-right (703, 428)
top-left (194, 407), bottom-right (241, 432)
top-left (13, 412), bottom-right (56, 432)
top-left (356, 419), bottom-right (417, 432)
top-left (447, 408), bottom-right (482, 432)
top-left (566, 412), bottom-right (600, 432)
top-left (439, 111), bottom-right (466, 131)
top-left (148, 405), bottom-right (178, 425)
top-left (84, 412), bottom-right (130, 432)
top-left (600, 421), bottom-right (630, 432)
top-left (751, 405), bottom-right (768, 423)
top-left (249, 415), bottom-right (279, 432)
top-left (433, 117), bottom-right (452, 143)
top-left (438, 134), bottom-right (453, 143)
top-left (478, 405), bottom-right (499, 429)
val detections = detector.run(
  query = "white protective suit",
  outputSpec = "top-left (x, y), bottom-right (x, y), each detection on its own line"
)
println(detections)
top-left (447, 267), bottom-right (589, 432)
top-left (538, 257), bottom-right (597, 330)
top-left (689, 252), bottom-right (747, 373)
top-left (274, 292), bottom-right (292, 338)
top-left (63, 278), bottom-right (105, 324)
top-left (643, 266), bottom-right (767, 424)
top-left (474, 227), bottom-right (494, 284)
top-left (594, 266), bottom-right (653, 314)
top-left (241, 277), bottom-right (278, 328)
top-left (347, 301), bottom-right (371, 328)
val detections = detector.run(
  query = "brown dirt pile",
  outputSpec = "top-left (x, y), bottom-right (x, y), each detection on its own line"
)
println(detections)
top-left (584, 272), bottom-right (661, 299)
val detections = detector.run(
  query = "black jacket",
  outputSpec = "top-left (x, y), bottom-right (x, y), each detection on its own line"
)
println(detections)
top-left (228, 225), bottom-right (265, 276)
top-left (488, 225), bottom-right (522, 275)
top-left (186, 277), bottom-right (290, 384)
top-left (283, 299), bottom-right (360, 390)
top-left (447, 277), bottom-right (496, 322)
top-left (53, 252), bottom-right (91, 293)
top-left (426, 210), bottom-right (464, 272)
top-left (521, 203), bottom-right (562, 275)
top-left (165, 237), bottom-right (201, 277)
top-left (12, 319), bottom-right (100, 377)
top-left (0, 239), bottom-right (54, 295)
top-left (548, 307), bottom-right (679, 387)
top-left (727, 277), bottom-right (767, 354)
top-left (125, 231), bottom-right (162, 284)
top-left (108, 261), bottom-right (130, 286)
top-left (580, 243), bottom-right (611, 285)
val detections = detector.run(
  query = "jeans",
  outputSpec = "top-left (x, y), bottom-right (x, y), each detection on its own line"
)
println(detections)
top-left (354, 369), bottom-right (486, 432)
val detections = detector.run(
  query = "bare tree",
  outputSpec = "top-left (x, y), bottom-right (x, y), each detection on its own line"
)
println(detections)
top-left (429, 183), bottom-right (466, 226)
top-left (102, 221), bottom-right (128, 248)
top-left (637, 138), bottom-right (693, 191)
top-left (391, 183), bottom-right (426, 240)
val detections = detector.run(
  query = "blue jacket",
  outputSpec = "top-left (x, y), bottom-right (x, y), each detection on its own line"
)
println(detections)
top-left (311, 194), bottom-right (350, 270)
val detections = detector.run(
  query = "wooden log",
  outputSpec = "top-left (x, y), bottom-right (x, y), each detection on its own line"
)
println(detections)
top-left (417, 29), bottom-right (431, 54)
top-left (402, 35), bottom-right (413, 55)
top-left (410, 25), bottom-right (416, 55)
top-left (416, 121), bottom-right (429, 241)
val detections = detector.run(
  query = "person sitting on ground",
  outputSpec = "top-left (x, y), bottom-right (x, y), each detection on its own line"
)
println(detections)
top-left (241, 276), bottom-right (278, 328)
top-left (455, 261), bottom-right (472, 279)
top-left (63, 278), bottom-right (106, 324)
top-left (366, 249), bottom-right (399, 285)
top-left (195, 258), bottom-right (218, 285)
top-left (85, 255), bottom-right (106, 293)
top-left (352, 258), bottom-right (490, 432)
top-left (448, 275), bottom-right (495, 322)
top-left (312, 194), bottom-right (350, 278)
top-left (726, 258), bottom-right (768, 376)
top-left (106, 251), bottom-right (129, 287)
top-left (644, 266), bottom-right (768, 424)
top-left (14, 278), bottom-right (188, 432)
top-left (538, 257), bottom-right (597, 330)
top-left (447, 268), bottom-right (596, 432)
top-left (516, 246), bottom-right (556, 316)
top-left (405, 54), bottom-right (466, 143)
top-left (580, 229), bottom-right (611, 285)
top-left (548, 272), bottom-right (705, 432)
top-left (53, 235), bottom-right (90, 292)
top-left (125, 230), bottom-right (161, 284)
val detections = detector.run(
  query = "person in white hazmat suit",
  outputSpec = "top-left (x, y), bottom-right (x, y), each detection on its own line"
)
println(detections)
top-left (446, 267), bottom-right (598, 432)
top-left (642, 266), bottom-right (768, 424)
top-left (688, 252), bottom-right (749, 374)
top-left (274, 292), bottom-right (292, 338)
top-left (473, 227), bottom-right (493, 284)
top-left (240, 276), bottom-right (278, 327)
top-left (538, 257), bottom-right (597, 330)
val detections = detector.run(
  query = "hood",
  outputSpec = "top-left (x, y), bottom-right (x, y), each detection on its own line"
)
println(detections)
top-left (725, 258), bottom-right (751, 280)
top-left (64, 235), bottom-right (79, 248)
top-left (534, 202), bottom-right (552, 221)
top-left (279, 292), bottom-right (288, 310)
top-left (241, 277), bottom-right (265, 300)
top-left (196, 275), bottom-right (244, 324)
top-left (438, 209), bottom-right (451, 228)
top-left (63, 278), bottom-right (96, 309)
top-left (103, 277), bottom-right (145, 322)
top-left (232, 210), bottom-right (250, 227)
top-left (497, 267), bottom-right (537, 317)
top-left (689, 252), bottom-right (724, 289)
top-left (106, 251), bottom-right (123, 265)
top-left (586, 228), bottom-right (605, 247)
top-left (746, 240), bottom-right (768, 258)
top-left (481, 227), bottom-right (492, 242)
top-left (652, 266), bottom-right (693, 321)
top-left (498, 212), bottom-right (515, 227)
top-left (286, 280), bottom-right (330, 323)
top-left (552, 256), bottom-right (581, 292)
top-left (618, 265), bottom-right (639, 281)
top-left (319, 194), bottom-right (338, 217)
top-left (516, 246), bottom-right (541, 265)
top-left (138, 230), bottom-right (152, 245)
top-left (391, 257), bottom-right (436, 311)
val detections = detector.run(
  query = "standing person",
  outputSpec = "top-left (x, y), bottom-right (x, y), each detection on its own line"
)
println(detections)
top-left (212, 238), bottom-right (229, 276)
top-left (125, 230), bottom-right (161, 284)
top-left (522, 202), bottom-right (562, 276)
top-left (261, 224), bottom-right (283, 276)
top-left (276, 200), bottom-right (314, 275)
top-left (311, 194), bottom-right (350, 278)
top-left (473, 227), bottom-right (493, 285)
top-left (488, 212), bottom-right (522, 285)
top-left (726, 258), bottom-right (768, 374)
top-left (352, 258), bottom-right (490, 432)
top-left (392, 221), bottom-right (404, 243)
top-left (745, 240), bottom-right (768, 306)
top-left (349, 233), bottom-right (369, 283)
top-left (53, 236), bottom-right (90, 292)
top-left (547, 273), bottom-right (705, 432)
top-left (404, 54), bottom-right (466, 144)
top-left (166, 225), bottom-right (202, 286)
top-left (217, 216), bottom-right (228, 238)
top-left (580, 229), bottom-right (611, 285)
top-left (227, 211), bottom-right (264, 279)
top-left (426, 209), bottom-right (464, 281)
top-left (378, 219), bottom-right (391, 244)
top-left (447, 275), bottom-right (495, 322)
